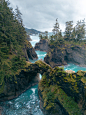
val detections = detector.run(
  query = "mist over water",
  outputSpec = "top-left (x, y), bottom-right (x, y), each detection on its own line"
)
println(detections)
top-left (1, 35), bottom-right (86, 115)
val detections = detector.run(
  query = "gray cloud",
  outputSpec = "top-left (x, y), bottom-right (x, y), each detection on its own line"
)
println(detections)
top-left (9, 0), bottom-right (86, 32)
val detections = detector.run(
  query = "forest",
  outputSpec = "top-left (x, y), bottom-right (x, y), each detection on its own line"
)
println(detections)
top-left (0, 0), bottom-right (28, 87)
top-left (39, 18), bottom-right (86, 46)
top-left (0, 0), bottom-right (86, 91)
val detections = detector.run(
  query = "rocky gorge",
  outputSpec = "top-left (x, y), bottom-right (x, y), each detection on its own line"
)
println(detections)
top-left (1, 59), bottom-right (86, 114)
top-left (1, 1), bottom-right (86, 114)
top-left (1, 36), bottom-right (86, 115)
top-left (34, 39), bottom-right (86, 68)
top-left (0, 40), bottom-right (38, 102)
top-left (34, 39), bottom-right (86, 115)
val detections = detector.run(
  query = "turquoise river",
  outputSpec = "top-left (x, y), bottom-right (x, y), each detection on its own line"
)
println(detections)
top-left (1, 35), bottom-right (86, 115)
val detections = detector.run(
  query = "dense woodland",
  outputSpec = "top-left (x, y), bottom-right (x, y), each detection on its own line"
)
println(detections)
top-left (39, 18), bottom-right (86, 46)
top-left (0, 0), bottom-right (86, 89)
top-left (0, 0), bottom-right (28, 86)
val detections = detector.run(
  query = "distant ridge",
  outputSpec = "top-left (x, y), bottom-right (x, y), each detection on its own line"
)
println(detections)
top-left (25, 28), bottom-right (41, 35)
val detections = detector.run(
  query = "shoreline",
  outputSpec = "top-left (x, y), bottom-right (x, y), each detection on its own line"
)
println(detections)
top-left (0, 82), bottom-right (39, 102)
top-left (0, 82), bottom-right (39, 115)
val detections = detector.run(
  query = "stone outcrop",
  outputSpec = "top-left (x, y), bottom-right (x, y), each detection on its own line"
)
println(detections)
top-left (44, 44), bottom-right (86, 67)
top-left (34, 39), bottom-right (49, 52)
top-left (22, 45), bottom-right (29, 61)
top-left (0, 68), bottom-right (39, 101)
top-left (0, 60), bottom-right (86, 114)
top-left (25, 41), bottom-right (38, 60)
top-left (38, 65), bottom-right (86, 115)
top-left (0, 60), bottom-right (51, 101)
top-left (38, 88), bottom-right (69, 115)
top-left (22, 40), bottom-right (38, 61)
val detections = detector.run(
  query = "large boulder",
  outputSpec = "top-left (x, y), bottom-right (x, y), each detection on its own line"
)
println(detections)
top-left (25, 41), bottom-right (38, 60)
top-left (34, 39), bottom-right (49, 52)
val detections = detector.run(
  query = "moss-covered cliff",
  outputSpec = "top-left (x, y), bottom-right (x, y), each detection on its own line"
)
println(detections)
top-left (38, 64), bottom-right (86, 115)
top-left (0, 0), bottom-right (38, 101)
top-left (44, 44), bottom-right (86, 67)
top-left (0, 60), bottom-right (51, 101)
top-left (0, 58), bottom-right (86, 114)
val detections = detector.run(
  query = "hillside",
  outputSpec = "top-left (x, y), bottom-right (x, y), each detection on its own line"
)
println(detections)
top-left (0, 0), bottom-right (38, 98)
top-left (25, 28), bottom-right (41, 35)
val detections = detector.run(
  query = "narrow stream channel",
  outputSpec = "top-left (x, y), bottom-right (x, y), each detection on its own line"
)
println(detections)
top-left (0, 35), bottom-right (86, 115)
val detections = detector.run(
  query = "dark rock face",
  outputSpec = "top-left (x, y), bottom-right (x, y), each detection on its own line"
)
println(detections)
top-left (0, 60), bottom-right (51, 101)
top-left (34, 39), bottom-right (49, 52)
top-left (38, 87), bottom-right (69, 115)
top-left (0, 60), bottom-right (86, 114)
top-left (26, 42), bottom-right (38, 60)
top-left (0, 71), bottom-right (39, 101)
top-left (22, 45), bottom-right (29, 61)
top-left (0, 70), bottom-right (39, 101)
top-left (44, 44), bottom-right (86, 67)
top-left (38, 66), bottom-right (86, 115)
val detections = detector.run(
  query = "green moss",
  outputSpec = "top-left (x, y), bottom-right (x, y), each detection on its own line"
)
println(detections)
top-left (76, 70), bottom-right (85, 80)
top-left (81, 77), bottom-right (86, 90)
top-left (39, 79), bottom-right (82, 115)
top-left (25, 40), bottom-right (32, 48)
top-left (0, 82), bottom-right (5, 94)
top-left (81, 77), bottom-right (86, 84)
top-left (35, 60), bottom-right (52, 70)
top-left (57, 87), bottom-right (82, 115)
top-left (38, 64), bottom-right (85, 114)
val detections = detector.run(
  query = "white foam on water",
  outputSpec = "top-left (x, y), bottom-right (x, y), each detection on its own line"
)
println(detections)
top-left (15, 102), bottom-right (20, 109)
top-left (38, 54), bottom-right (46, 57)
top-left (39, 74), bottom-right (42, 79)
top-left (31, 88), bottom-right (36, 93)
top-left (8, 101), bottom-right (13, 104)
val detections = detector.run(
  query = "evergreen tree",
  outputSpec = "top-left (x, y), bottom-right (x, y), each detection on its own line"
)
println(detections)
top-left (52, 18), bottom-right (60, 40)
top-left (44, 31), bottom-right (48, 39)
top-left (64, 21), bottom-right (73, 41)
top-left (15, 6), bottom-right (23, 26)
top-left (71, 27), bottom-right (76, 41)
top-left (75, 19), bottom-right (85, 41)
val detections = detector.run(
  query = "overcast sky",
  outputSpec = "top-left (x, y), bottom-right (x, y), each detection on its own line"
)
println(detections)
top-left (9, 0), bottom-right (86, 32)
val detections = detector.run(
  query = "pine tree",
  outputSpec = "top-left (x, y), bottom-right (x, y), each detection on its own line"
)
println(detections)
top-left (75, 19), bottom-right (85, 41)
top-left (52, 18), bottom-right (60, 40)
top-left (64, 21), bottom-right (73, 41)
